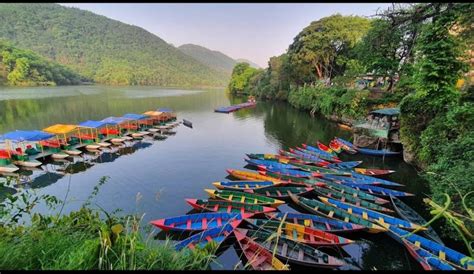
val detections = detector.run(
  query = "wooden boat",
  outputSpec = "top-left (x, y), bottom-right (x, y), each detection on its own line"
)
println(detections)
top-left (214, 101), bottom-right (257, 114)
top-left (185, 199), bottom-right (276, 214)
top-left (183, 119), bottom-right (193, 128)
top-left (320, 197), bottom-right (424, 231)
top-left (401, 238), bottom-right (456, 270)
top-left (333, 137), bottom-right (358, 154)
top-left (283, 161), bottom-right (351, 176)
top-left (327, 161), bottom-right (363, 170)
top-left (266, 212), bottom-right (366, 233)
top-left (226, 169), bottom-right (292, 185)
top-left (246, 153), bottom-right (293, 162)
top-left (290, 148), bottom-right (337, 163)
top-left (204, 189), bottom-right (285, 208)
top-left (357, 147), bottom-right (401, 157)
top-left (212, 181), bottom-right (278, 191)
top-left (280, 150), bottom-right (330, 166)
top-left (233, 229), bottom-right (290, 270)
top-left (379, 223), bottom-right (474, 270)
top-left (244, 186), bottom-right (314, 199)
top-left (321, 179), bottom-right (390, 204)
top-left (317, 141), bottom-right (335, 155)
top-left (236, 228), bottom-right (345, 268)
top-left (174, 220), bottom-right (240, 251)
top-left (244, 158), bottom-right (298, 170)
top-left (390, 195), bottom-right (444, 244)
top-left (354, 168), bottom-right (396, 177)
top-left (259, 166), bottom-right (316, 178)
top-left (296, 146), bottom-right (338, 163)
top-left (323, 173), bottom-right (403, 187)
top-left (300, 144), bottom-right (339, 160)
top-left (313, 188), bottom-right (394, 214)
top-left (288, 193), bottom-right (387, 233)
top-left (328, 140), bottom-right (343, 154)
top-left (337, 123), bottom-right (352, 131)
top-left (246, 219), bottom-right (354, 246)
top-left (340, 182), bottom-right (414, 197)
top-left (258, 170), bottom-right (323, 186)
top-left (150, 212), bottom-right (251, 232)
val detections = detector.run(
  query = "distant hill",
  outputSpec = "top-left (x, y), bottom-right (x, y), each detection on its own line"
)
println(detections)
top-left (0, 3), bottom-right (228, 87)
top-left (0, 40), bottom-right (84, 86)
top-left (178, 44), bottom-right (237, 76)
top-left (236, 59), bottom-right (261, 69)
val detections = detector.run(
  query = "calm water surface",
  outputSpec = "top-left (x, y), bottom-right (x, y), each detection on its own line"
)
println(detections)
top-left (0, 86), bottom-right (441, 270)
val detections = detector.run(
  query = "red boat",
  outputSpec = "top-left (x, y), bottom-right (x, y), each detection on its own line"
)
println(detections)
top-left (329, 140), bottom-right (343, 153)
top-left (317, 141), bottom-right (334, 154)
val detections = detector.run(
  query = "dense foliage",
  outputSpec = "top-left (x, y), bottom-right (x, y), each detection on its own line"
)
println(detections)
top-left (0, 40), bottom-right (84, 86)
top-left (227, 4), bottom-right (473, 238)
top-left (0, 178), bottom-right (216, 270)
top-left (0, 3), bottom-right (228, 87)
top-left (227, 62), bottom-right (262, 94)
top-left (178, 44), bottom-right (237, 76)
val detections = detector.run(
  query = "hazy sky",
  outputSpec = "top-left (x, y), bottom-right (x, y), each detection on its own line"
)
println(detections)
top-left (61, 3), bottom-right (392, 67)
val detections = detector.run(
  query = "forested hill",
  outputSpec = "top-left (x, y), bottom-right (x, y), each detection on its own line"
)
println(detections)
top-left (178, 44), bottom-right (237, 75)
top-left (0, 3), bottom-right (228, 87)
top-left (0, 40), bottom-right (84, 86)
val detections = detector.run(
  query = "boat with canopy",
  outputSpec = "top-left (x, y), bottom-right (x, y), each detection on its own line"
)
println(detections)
top-left (100, 117), bottom-right (135, 142)
top-left (42, 124), bottom-right (83, 157)
top-left (77, 120), bottom-right (113, 150)
top-left (0, 130), bottom-right (55, 167)
top-left (122, 113), bottom-right (154, 135)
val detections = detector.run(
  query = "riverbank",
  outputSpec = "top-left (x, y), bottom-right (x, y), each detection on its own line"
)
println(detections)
top-left (0, 177), bottom-right (216, 270)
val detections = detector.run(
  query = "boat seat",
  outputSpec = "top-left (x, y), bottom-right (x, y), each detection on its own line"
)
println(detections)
top-left (281, 243), bottom-right (288, 257)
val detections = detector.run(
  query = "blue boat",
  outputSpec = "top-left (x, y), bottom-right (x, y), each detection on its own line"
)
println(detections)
top-left (264, 166), bottom-right (314, 178)
top-left (323, 174), bottom-right (403, 187)
top-left (335, 137), bottom-right (357, 149)
top-left (340, 182), bottom-right (414, 197)
top-left (320, 197), bottom-right (424, 231)
top-left (294, 147), bottom-right (340, 162)
top-left (327, 161), bottom-right (363, 170)
top-left (214, 102), bottom-right (256, 113)
top-left (244, 158), bottom-right (298, 170)
top-left (400, 238), bottom-right (456, 270)
top-left (381, 224), bottom-right (474, 270)
top-left (150, 212), bottom-right (251, 232)
top-left (267, 212), bottom-right (366, 233)
top-left (174, 221), bottom-right (240, 251)
top-left (301, 144), bottom-right (339, 159)
top-left (357, 147), bottom-right (401, 156)
top-left (212, 181), bottom-right (278, 190)
top-left (282, 149), bottom-right (330, 165)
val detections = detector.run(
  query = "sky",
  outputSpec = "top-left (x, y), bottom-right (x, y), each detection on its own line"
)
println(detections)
top-left (61, 3), bottom-right (393, 68)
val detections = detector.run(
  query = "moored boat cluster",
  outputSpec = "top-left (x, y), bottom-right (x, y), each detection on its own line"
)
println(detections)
top-left (151, 137), bottom-right (474, 270)
top-left (0, 108), bottom-right (179, 175)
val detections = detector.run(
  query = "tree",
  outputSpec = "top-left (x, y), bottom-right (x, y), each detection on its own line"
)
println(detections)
top-left (287, 14), bottom-right (371, 84)
top-left (227, 63), bottom-right (261, 94)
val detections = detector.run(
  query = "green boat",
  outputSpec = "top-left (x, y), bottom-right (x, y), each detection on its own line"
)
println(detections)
top-left (204, 189), bottom-right (285, 208)
top-left (246, 186), bottom-right (314, 199)
top-left (320, 179), bottom-right (390, 205)
top-left (288, 161), bottom-right (351, 176)
top-left (313, 187), bottom-right (394, 214)
top-left (288, 193), bottom-right (387, 233)
top-left (260, 170), bottom-right (320, 185)
top-left (185, 198), bottom-right (276, 214)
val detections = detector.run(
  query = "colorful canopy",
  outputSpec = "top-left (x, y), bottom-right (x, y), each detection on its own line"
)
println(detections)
top-left (100, 117), bottom-right (130, 125)
top-left (143, 111), bottom-right (163, 116)
top-left (43, 124), bottom-right (78, 134)
top-left (0, 130), bottom-right (55, 142)
top-left (78, 120), bottom-right (108, 129)
top-left (123, 113), bottom-right (148, 120)
top-left (157, 108), bottom-right (173, 113)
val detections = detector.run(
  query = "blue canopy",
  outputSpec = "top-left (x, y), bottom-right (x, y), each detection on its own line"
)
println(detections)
top-left (157, 108), bottom-right (173, 113)
top-left (78, 120), bottom-right (108, 129)
top-left (100, 117), bottom-right (130, 125)
top-left (0, 130), bottom-right (55, 142)
top-left (123, 113), bottom-right (148, 120)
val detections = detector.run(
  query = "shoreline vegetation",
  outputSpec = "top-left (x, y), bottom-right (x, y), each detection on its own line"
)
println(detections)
top-left (227, 3), bottom-right (473, 240)
top-left (0, 177), bottom-right (217, 270)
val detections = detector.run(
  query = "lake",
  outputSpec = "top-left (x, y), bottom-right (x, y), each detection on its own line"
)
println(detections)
top-left (0, 85), bottom-right (439, 270)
